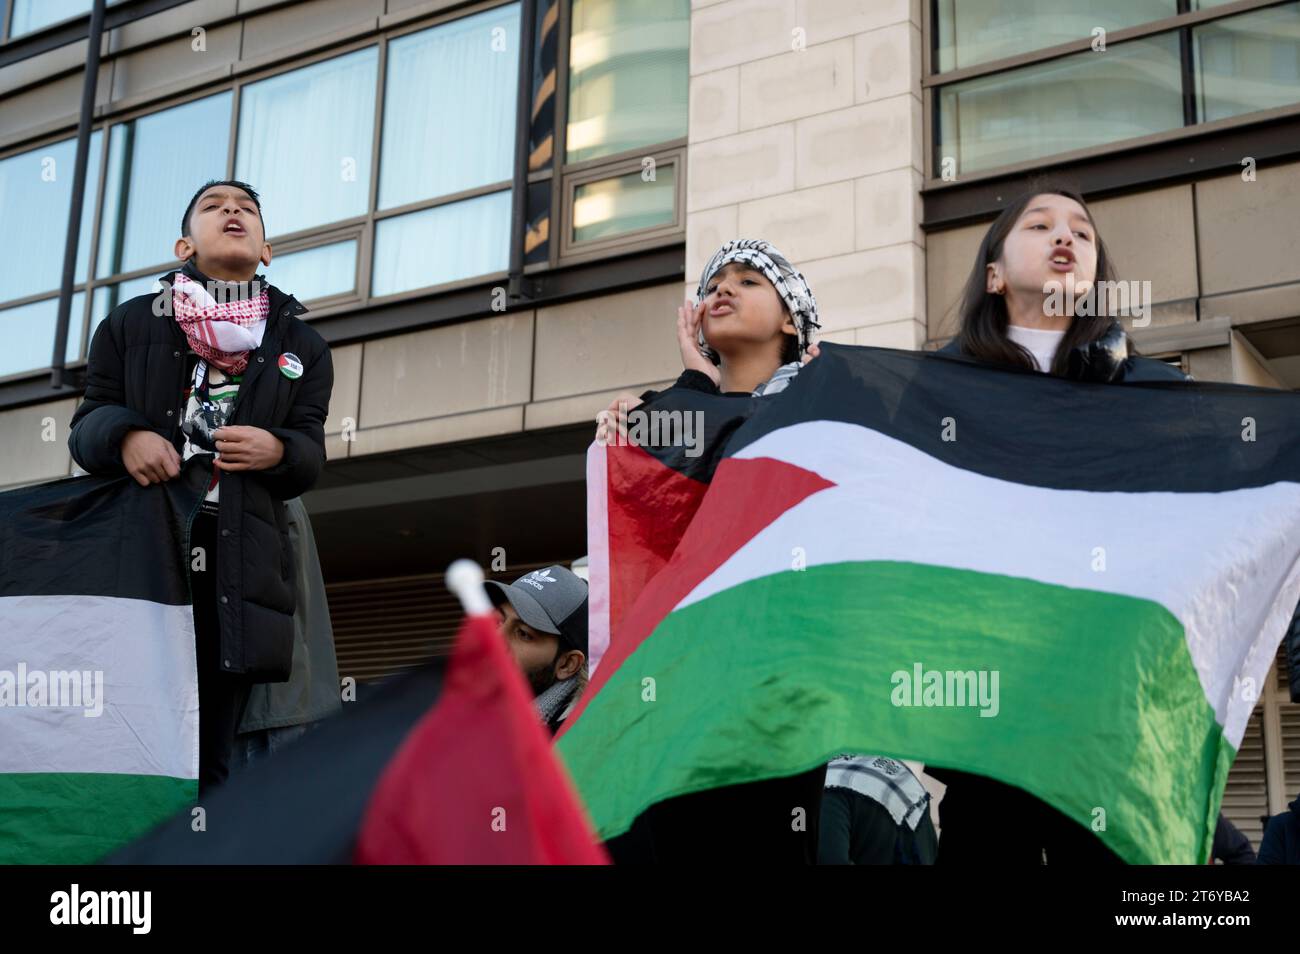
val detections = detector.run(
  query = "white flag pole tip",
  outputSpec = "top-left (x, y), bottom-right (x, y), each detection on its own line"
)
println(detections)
top-left (446, 559), bottom-right (492, 616)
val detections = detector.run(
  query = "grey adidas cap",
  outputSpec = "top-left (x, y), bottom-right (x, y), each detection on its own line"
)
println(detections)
top-left (485, 565), bottom-right (588, 657)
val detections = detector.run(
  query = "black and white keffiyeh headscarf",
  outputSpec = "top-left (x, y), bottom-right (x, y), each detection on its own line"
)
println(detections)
top-left (695, 239), bottom-right (821, 363)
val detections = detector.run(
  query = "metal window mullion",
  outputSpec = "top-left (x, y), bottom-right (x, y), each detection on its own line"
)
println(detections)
top-left (359, 33), bottom-right (387, 308)
top-left (226, 81), bottom-right (241, 180)
top-left (550, 0), bottom-right (570, 270)
top-left (1179, 0), bottom-right (1198, 127)
top-left (78, 112), bottom-right (114, 361)
top-left (49, 0), bottom-right (105, 388)
top-left (508, 0), bottom-right (539, 301)
top-left (372, 182), bottom-right (514, 222)
top-left (106, 121), bottom-right (135, 283)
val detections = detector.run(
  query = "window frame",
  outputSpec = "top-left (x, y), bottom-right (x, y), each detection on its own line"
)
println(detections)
top-left (559, 141), bottom-right (687, 262)
top-left (0, 0), bottom-right (689, 385)
top-left (921, 0), bottom-right (1299, 188)
top-left (555, 0), bottom-right (690, 265)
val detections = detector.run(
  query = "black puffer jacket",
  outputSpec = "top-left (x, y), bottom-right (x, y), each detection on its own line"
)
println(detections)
top-left (68, 271), bottom-right (333, 682)
top-left (940, 320), bottom-right (1300, 697)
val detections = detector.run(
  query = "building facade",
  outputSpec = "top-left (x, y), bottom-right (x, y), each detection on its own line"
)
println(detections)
top-left (1, 0), bottom-right (1296, 849)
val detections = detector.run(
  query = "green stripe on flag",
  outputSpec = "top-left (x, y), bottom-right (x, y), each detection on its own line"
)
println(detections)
top-left (558, 561), bottom-right (1232, 864)
top-left (0, 773), bottom-right (196, 864)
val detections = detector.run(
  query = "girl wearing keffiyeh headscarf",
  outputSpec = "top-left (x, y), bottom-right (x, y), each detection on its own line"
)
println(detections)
top-left (683, 238), bottom-right (821, 397)
top-left (595, 239), bottom-right (821, 442)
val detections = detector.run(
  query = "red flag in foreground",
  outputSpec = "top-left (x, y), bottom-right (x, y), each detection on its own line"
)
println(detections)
top-left (110, 563), bottom-right (607, 865)
top-left (355, 607), bottom-right (608, 864)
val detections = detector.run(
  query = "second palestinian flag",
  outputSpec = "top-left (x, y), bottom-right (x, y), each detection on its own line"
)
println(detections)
top-left (562, 343), bottom-right (1300, 865)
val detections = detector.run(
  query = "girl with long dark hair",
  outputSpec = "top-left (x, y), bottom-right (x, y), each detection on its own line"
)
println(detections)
top-left (932, 185), bottom-right (1186, 864)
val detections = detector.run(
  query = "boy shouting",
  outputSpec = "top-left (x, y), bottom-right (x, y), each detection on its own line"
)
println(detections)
top-left (69, 179), bottom-right (333, 791)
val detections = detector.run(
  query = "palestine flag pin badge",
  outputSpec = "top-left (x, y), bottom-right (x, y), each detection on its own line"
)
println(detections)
top-left (278, 352), bottom-right (304, 380)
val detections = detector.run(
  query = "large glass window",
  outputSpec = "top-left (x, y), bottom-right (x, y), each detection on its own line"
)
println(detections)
top-left (566, 0), bottom-right (689, 163)
top-left (372, 191), bottom-right (512, 297)
top-left (936, 34), bottom-right (1184, 175)
top-left (235, 48), bottom-right (378, 237)
top-left (0, 133), bottom-right (101, 304)
top-left (7, 0), bottom-right (128, 39)
top-left (934, 0), bottom-right (1177, 73)
top-left (378, 4), bottom-right (520, 210)
top-left (265, 240), bottom-right (359, 301)
top-left (932, 2), bottom-right (1300, 177)
top-left (96, 93), bottom-right (232, 279)
top-left (4, 0), bottom-right (691, 378)
top-left (1195, 2), bottom-right (1300, 123)
top-left (0, 293), bottom-right (85, 378)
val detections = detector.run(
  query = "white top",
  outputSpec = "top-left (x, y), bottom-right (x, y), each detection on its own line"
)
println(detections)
top-left (1006, 324), bottom-right (1067, 373)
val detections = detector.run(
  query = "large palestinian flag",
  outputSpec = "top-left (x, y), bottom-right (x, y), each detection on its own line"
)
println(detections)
top-left (0, 466), bottom-right (208, 863)
top-left (564, 343), bottom-right (1300, 864)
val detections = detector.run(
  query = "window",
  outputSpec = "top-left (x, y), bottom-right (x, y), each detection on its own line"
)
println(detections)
top-left (936, 35), bottom-right (1184, 174)
top-left (378, 4), bottom-right (520, 210)
top-left (235, 48), bottom-right (378, 238)
top-left (929, 0), bottom-right (1300, 178)
top-left (0, 294), bottom-right (85, 379)
top-left (371, 3), bottom-right (520, 296)
top-left (3, 0), bottom-right (690, 378)
top-left (1195, 2), bottom-right (1300, 123)
top-left (6, 0), bottom-right (126, 39)
top-left (266, 240), bottom-right (359, 301)
top-left (934, 0), bottom-right (1177, 73)
top-left (97, 93), bottom-right (232, 279)
top-left (566, 0), bottom-right (689, 163)
top-left (372, 191), bottom-right (512, 297)
top-left (0, 134), bottom-right (101, 304)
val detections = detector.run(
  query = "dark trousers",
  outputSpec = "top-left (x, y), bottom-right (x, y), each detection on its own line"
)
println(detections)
top-left (605, 766), bottom-right (827, 864)
top-left (191, 510), bottom-right (252, 796)
top-left (936, 770), bottom-right (1124, 865)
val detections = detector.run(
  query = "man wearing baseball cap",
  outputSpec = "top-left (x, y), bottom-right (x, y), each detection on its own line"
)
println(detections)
top-left (485, 565), bottom-right (588, 735)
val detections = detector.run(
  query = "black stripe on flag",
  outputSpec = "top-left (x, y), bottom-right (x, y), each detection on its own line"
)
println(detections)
top-left (105, 663), bottom-right (446, 864)
top-left (728, 344), bottom-right (1300, 493)
top-left (0, 461), bottom-right (208, 604)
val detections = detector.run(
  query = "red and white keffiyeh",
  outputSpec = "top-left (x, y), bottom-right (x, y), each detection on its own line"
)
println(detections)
top-left (172, 271), bottom-right (270, 375)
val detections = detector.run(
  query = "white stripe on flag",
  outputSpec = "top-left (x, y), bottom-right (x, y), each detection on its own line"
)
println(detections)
top-left (0, 595), bottom-right (197, 779)
top-left (586, 441), bottom-right (611, 675)
top-left (684, 421), bottom-right (1300, 747)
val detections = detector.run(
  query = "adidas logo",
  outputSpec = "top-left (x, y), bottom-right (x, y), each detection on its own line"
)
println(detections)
top-left (520, 569), bottom-right (556, 590)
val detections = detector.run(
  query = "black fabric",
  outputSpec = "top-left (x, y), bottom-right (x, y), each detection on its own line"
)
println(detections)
top-left (1286, 613), bottom-right (1300, 704)
top-left (818, 786), bottom-right (940, 864)
top-left (746, 342), bottom-right (1296, 493)
top-left (105, 666), bottom-right (444, 864)
top-left (639, 369), bottom-right (724, 402)
top-left (603, 766), bottom-right (826, 864)
top-left (191, 510), bottom-right (253, 794)
top-left (1257, 798), bottom-right (1300, 865)
top-left (69, 272), bottom-right (333, 681)
top-left (935, 321), bottom-right (1190, 384)
top-left (0, 462), bottom-right (206, 602)
top-left (1211, 814), bottom-right (1256, 864)
top-left (935, 769), bottom-right (1124, 865)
